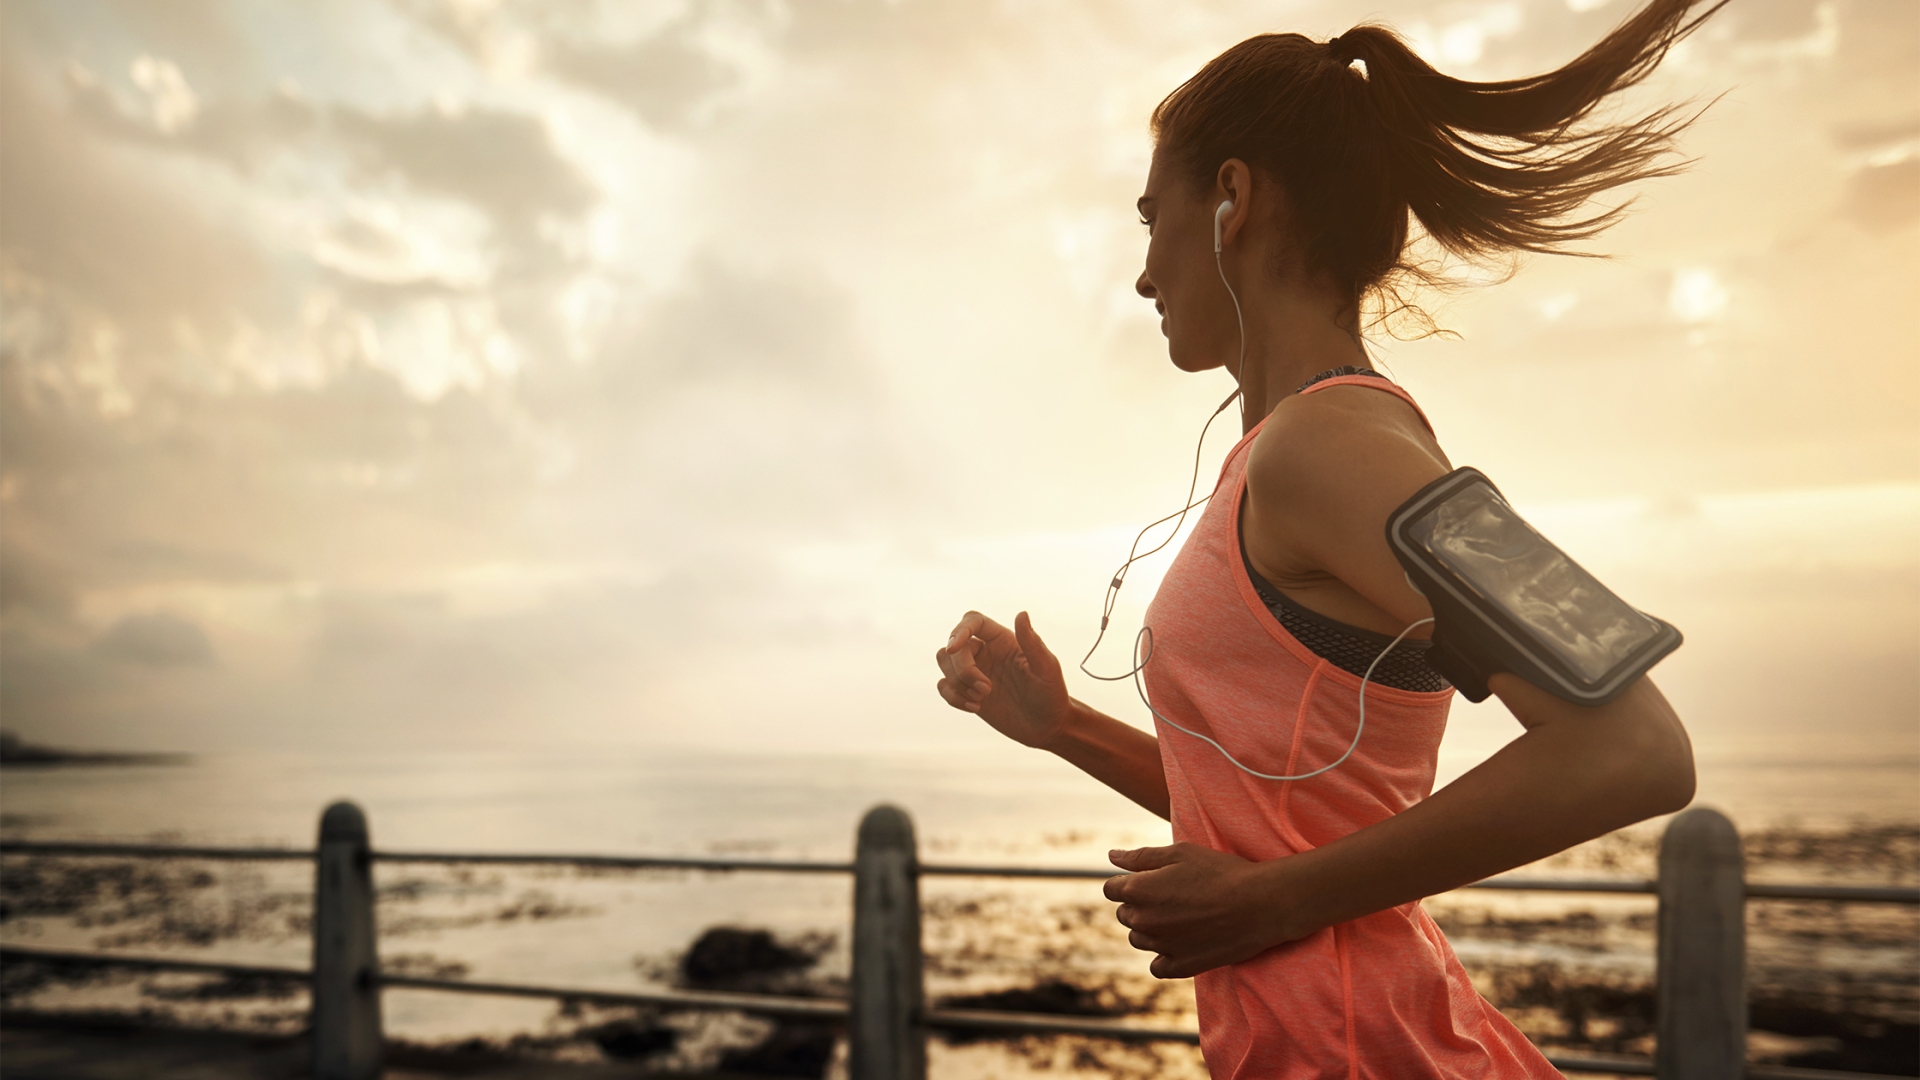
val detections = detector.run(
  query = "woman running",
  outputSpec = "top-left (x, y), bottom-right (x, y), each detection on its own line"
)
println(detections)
top-left (934, 1), bottom-right (1722, 1075)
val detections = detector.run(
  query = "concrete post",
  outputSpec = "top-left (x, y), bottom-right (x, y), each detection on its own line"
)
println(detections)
top-left (849, 805), bottom-right (926, 1080)
top-left (1657, 806), bottom-right (1746, 1080)
top-left (313, 801), bottom-right (382, 1080)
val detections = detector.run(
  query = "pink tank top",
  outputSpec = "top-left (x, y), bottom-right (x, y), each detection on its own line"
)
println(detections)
top-left (1142, 376), bottom-right (1557, 1079)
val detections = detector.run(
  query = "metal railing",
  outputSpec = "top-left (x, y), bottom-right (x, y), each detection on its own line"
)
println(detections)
top-left (2, 804), bottom-right (1914, 1080)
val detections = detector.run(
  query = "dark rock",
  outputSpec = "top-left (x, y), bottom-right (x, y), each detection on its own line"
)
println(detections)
top-left (680, 927), bottom-right (821, 991)
top-left (935, 978), bottom-right (1141, 1046)
top-left (719, 1021), bottom-right (836, 1077)
top-left (581, 1018), bottom-right (677, 1060)
top-left (938, 978), bottom-right (1132, 1018)
top-left (1751, 997), bottom-right (1920, 1076)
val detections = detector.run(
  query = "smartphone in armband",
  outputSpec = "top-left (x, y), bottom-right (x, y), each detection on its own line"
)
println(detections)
top-left (1385, 468), bottom-right (1682, 706)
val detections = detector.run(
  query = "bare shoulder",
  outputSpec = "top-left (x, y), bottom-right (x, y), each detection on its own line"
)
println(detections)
top-left (1249, 384), bottom-right (1451, 507)
top-left (1243, 383), bottom-right (1453, 597)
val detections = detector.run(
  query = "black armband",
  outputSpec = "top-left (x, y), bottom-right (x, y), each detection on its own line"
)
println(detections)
top-left (1386, 468), bottom-right (1682, 705)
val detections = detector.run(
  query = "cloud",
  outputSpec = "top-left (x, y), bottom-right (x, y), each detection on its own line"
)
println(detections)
top-left (59, 58), bottom-right (596, 249)
top-left (589, 258), bottom-right (874, 392)
top-left (394, 0), bottom-right (760, 130)
top-left (521, 257), bottom-right (916, 547)
top-left (1842, 159), bottom-right (1920, 232)
top-left (0, 58), bottom-right (279, 335)
top-left (0, 533), bottom-right (81, 620)
top-left (544, 29), bottom-right (740, 131)
top-left (8, 44), bottom-right (609, 414)
top-left (1405, 2), bottom-right (1526, 68)
top-left (1832, 115), bottom-right (1920, 152)
top-left (97, 541), bottom-right (289, 586)
top-left (1730, 0), bottom-right (1840, 63)
top-left (128, 54), bottom-right (199, 132)
top-left (1668, 267), bottom-right (1729, 324)
top-left (94, 612), bottom-right (216, 666)
top-left (332, 104), bottom-right (597, 241)
top-left (0, 233), bottom-right (908, 751)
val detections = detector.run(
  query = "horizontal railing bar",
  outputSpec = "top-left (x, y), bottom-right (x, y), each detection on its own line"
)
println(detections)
top-left (6, 842), bottom-right (1913, 904)
top-left (1530, 1053), bottom-right (1904, 1079)
top-left (1744, 882), bottom-right (1920, 904)
top-left (1464, 876), bottom-right (1655, 894)
top-left (0, 842), bottom-right (313, 861)
top-left (379, 973), bottom-right (850, 1020)
top-left (1546, 1053), bottom-right (1655, 1075)
top-left (1538, 1053), bottom-right (1906, 1078)
top-left (1747, 1066), bottom-right (1920, 1080)
top-left (0, 842), bottom-right (856, 874)
top-left (924, 1006), bottom-right (1197, 1042)
top-left (1461, 876), bottom-right (1920, 904)
top-left (377, 851), bottom-right (856, 874)
top-left (921, 864), bottom-right (1113, 879)
top-left (0, 946), bottom-right (309, 981)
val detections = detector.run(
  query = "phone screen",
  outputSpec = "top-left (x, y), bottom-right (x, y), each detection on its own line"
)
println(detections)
top-left (1407, 482), bottom-right (1661, 683)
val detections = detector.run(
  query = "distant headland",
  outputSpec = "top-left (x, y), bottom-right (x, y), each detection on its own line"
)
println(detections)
top-left (0, 731), bottom-right (189, 768)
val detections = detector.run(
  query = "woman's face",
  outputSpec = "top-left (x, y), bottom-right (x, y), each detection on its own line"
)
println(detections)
top-left (1135, 153), bottom-right (1240, 375)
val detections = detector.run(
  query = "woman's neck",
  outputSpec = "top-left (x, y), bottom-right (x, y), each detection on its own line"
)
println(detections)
top-left (1233, 284), bottom-right (1371, 433)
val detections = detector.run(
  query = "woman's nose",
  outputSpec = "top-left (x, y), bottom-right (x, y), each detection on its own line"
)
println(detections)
top-left (1135, 271), bottom-right (1155, 299)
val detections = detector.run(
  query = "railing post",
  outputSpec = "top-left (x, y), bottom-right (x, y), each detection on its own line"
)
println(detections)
top-left (849, 804), bottom-right (926, 1080)
top-left (1656, 806), bottom-right (1746, 1080)
top-left (313, 801), bottom-right (382, 1080)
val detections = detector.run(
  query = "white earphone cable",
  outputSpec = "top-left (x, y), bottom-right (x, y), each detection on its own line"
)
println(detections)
top-left (1133, 617), bottom-right (1434, 782)
top-left (1077, 388), bottom-right (1237, 683)
top-left (1217, 242), bottom-right (1249, 432)
top-left (1078, 218), bottom-right (1249, 684)
top-left (1087, 198), bottom-right (1428, 782)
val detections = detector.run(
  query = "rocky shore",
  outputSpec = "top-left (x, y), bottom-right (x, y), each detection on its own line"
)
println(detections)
top-left (2, 821), bottom-right (1913, 1077)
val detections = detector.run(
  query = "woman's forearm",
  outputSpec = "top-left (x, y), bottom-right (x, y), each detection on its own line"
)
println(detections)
top-left (1042, 699), bottom-right (1171, 820)
top-left (1260, 675), bottom-right (1694, 940)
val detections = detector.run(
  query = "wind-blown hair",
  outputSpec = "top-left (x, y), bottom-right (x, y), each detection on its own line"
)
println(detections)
top-left (1151, 0), bottom-right (1727, 327)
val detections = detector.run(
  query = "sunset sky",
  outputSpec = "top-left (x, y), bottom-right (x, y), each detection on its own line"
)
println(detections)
top-left (3, 0), bottom-right (1914, 781)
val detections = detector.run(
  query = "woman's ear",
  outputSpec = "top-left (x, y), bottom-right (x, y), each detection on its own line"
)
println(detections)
top-left (1214, 159), bottom-right (1254, 250)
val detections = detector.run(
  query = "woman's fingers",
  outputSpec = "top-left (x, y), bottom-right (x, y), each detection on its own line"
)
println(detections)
top-left (945, 611), bottom-right (992, 650)
top-left (934, 638), bottom-right (993, 695)
top-left (1149, 954), bottom-right (1188, 980)
top-left (957, 611), bottom-right (1017, 652)
top-left (937, 650), bottom-right (992, 703)
top-left (934, 660), bottom-right (990, 706)
top-left (933, 642), bottom-right (970, 682)
top-left (1012, 611), bottom-right (1060, 680)
top-left (1105, 845), bottom-right (1283, 980)
top-left (935, 677), bottom-right (980, 714)
top-left (938, 610), bottom-right (1020, 703)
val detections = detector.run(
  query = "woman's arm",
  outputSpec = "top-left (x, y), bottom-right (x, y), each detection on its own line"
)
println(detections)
top-left (1049, 698), bottom-right (1171, 820)
top-left (1107, 671), bottom-right (1692, 976)
top-left (1103, 388), bottom-right (1696, 976)
top-left (937, 610), bottom-right (1171, 819)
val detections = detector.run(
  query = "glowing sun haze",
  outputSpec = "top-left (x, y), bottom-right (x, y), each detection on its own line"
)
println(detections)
top-left (2, 0), bottom-right (1914, 768)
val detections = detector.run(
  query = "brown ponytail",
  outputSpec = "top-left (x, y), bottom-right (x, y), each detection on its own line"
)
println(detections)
top-left (1151, 0), bottom-right (1728, 323)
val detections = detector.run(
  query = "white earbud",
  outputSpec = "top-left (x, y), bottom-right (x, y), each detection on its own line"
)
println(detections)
top-left (1213, 200), bottom-right (1233, 254)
